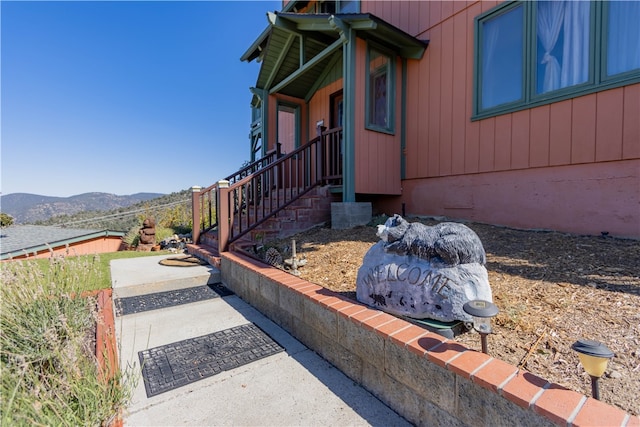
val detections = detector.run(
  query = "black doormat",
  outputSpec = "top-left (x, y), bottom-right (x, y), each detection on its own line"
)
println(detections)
top-left (138, 323), bottom-right (285, 397)
top-left (114, 283), bottom-right (233, 316)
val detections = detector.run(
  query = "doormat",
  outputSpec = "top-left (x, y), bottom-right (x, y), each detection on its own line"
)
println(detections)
top-left (114, 283), bottom-right (233, 316)
top-left (138, 323), bottom-right (285, 397)
top-left (159, 255), bottom-right (208, 267)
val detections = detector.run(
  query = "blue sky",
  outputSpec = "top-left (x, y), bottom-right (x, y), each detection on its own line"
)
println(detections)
top-left (1, 0), bottom-right (280, 197)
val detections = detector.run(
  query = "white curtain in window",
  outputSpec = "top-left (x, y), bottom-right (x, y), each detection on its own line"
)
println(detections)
top-left (537, 0), bottom-right (565, 93)
top-left (607, 1), bottom-right (640, 76)
top-left (561, 0), bottom-right (590, 88)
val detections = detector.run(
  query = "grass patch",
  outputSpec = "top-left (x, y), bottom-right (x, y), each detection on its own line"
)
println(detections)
top-left (16, 250), bottom-right (171, 293)
top-left (0, 251), bottom-right (164, 425)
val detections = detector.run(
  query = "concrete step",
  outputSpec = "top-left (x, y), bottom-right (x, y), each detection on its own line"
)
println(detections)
top-left (111, 254), bottom-right (221, 299)
top-left (186, 243), bottom-right (221, 269)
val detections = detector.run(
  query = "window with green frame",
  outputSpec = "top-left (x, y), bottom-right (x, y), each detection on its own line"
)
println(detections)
top-left (473, 0), bottom-right (640, 119)
top-left (366, 44), bottom-right (395, 134)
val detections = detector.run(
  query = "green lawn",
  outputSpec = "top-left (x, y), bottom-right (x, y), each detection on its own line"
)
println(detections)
top-left (20, 250), bottom-right (172, 292)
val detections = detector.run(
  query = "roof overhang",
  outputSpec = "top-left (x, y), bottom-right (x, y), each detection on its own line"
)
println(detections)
top-left (0, 228), bottom-right (125, 260)
top-left (241, 12), bottom-right (428, 99)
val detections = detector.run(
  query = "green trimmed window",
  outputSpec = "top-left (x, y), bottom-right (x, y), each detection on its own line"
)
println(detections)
top-left (474, 0), bottom-right (640, 119)
top-left (366, 45), bottom-right (395, 134)
top-left (317, 1), bottom-right (359, 14)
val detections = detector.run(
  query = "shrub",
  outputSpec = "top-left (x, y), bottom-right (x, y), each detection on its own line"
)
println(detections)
top-left (0, 257), bottom-right (132, 425)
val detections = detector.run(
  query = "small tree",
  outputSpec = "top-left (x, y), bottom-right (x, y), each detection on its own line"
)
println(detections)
top-left (0, 213), bottom-right (14, 227)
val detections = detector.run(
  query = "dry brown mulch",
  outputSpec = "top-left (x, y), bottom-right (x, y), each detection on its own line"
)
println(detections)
top-left (259, 217), bottom-right (640, 416)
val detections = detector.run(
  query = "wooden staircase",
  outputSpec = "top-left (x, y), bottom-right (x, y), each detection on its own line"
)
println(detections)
top-left (187, 185), bottom-right (340, 267)
top-left (187, 127), bottom-right (343, 267)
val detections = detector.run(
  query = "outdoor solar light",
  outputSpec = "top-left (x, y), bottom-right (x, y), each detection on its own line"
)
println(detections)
top-left (571, 339), bottom-right (614, 400)
top-left (463, 299), bottom-right (499, 354)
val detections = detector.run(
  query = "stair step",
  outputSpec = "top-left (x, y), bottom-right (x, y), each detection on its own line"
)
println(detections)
top-left (187, 243), bottom-right (221, 269)
top-left (111, 254), bottom-right (221, 299)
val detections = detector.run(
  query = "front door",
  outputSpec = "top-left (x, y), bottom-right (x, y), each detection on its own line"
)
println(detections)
top-left (277, 104), bottom-right (298, 154)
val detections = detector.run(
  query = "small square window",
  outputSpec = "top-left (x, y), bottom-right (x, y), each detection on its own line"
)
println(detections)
top-left (367, 46), bottom-right (394, 133)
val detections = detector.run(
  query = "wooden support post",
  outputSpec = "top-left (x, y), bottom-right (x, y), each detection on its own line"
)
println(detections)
top-left (217, 180), bottom-right (230, 253)
top-left (191, 186), bottom-right (202, 245)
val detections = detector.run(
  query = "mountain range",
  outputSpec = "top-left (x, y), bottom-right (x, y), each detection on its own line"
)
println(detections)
top-left (1, 192), bottom-right (165, 224)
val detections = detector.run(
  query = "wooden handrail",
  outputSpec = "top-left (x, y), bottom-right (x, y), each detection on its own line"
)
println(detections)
top-left (195, 128), bottom-right (342, 251)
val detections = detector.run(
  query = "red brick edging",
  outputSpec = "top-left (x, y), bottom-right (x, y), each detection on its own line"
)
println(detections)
top-left (95, 289), bottom-right (123, 427)
top-left (221, 251), bottom-right (640, 427)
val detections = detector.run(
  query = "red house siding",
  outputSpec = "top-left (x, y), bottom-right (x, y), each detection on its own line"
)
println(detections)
top-left (307, 78), bottom-right (342, 141)
top-left (354, 39), bottom-right (403, 195)
top-left (9, 236), bottom-right (125, 261)
top-left (363, 0), bottom-right (640, 237)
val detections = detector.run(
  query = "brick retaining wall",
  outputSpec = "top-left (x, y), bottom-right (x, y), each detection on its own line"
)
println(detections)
top-left (220, 252), bottom-right (639, 427)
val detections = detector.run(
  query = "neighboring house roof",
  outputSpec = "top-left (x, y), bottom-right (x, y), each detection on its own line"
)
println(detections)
top-left (0, 225), bottom-right (125, 260)
top-left (241, 12), bottom-right (428, 99)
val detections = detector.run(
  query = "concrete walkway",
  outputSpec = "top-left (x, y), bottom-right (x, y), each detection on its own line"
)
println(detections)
top-left (112, 254), bottom-right (410, 426)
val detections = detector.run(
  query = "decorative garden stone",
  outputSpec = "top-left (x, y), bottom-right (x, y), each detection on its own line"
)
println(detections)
top-left (137, 217), bottom-right (156, 251)
top-left (356, 215), bottom-right (493, 323)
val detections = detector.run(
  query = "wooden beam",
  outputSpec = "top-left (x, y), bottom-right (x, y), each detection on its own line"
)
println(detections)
top-left (269, 37), bottom-right (344, 94)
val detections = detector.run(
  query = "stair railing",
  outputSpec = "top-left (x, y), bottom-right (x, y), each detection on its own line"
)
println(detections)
top-left (217, 127), bottom-right (342, 252)
top-left (192, 144), bottom-right (281, 244)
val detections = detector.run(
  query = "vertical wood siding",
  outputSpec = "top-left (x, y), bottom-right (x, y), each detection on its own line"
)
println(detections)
top-left (364, 0), bottom-right (640, 183)
top-left (307, 79), bottom-right (343, 140)
top-left (357, 0), bottom-right (638, 236)
top-left (353, 38), bottom-right (402, 195)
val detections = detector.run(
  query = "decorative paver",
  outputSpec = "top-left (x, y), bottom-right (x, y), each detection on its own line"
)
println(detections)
top-left (138, 323), bottom-right (284, 397)
top-left (114, 284), bottom-right (233, 316)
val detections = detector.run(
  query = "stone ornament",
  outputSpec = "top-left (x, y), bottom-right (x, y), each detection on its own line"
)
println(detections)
top-left (139, 218), bottom-right (156, 245)
top-left (356, 215), bottom-right (493, 323)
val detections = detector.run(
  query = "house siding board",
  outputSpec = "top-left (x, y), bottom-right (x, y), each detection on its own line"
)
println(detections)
top-left (451, 10), bottom-right (467, 175)
top-left (549, 99), bottom-right (573, 166)
top-left (494, 114), bottom-right (512, 170)
top-left (623, 84), bottom-right (640, 159)
top-left (407, 1), bottom-right (421, 36)
top-left (429, 1), bottom-right (442, 29)
top-left (428, 25), bottom-right (441, 177)
top-left (419, 1), bottom-right (430, 35)
top-left (405, 60), bottom-right (419, 178)
top-left (571, 94), bottom-right (598, 164)
top-left (479, 117), bottom-right (495, 172)
top-left (464, 2), bottom-right (482, 174)
top-left (511, 109), bottom-right (531, 169)
top-left (616, 88), bottom-right (636, 156)
top-left (417, 34), bottom-right (430, 178)
top-left (530, 105), bottom-right (551, 168)
top-left (595, 88), bottom-right (624, 162)
top-left (440, 17), bottom-right (454, 176)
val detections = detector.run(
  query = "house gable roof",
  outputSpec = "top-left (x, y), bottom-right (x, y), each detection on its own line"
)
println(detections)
top-left (241, 12), bottom-right (428, 99)
top-left (0, 225), bottom-right (125, 260)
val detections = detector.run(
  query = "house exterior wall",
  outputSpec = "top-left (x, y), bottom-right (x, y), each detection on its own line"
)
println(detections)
top-left (361, 0), bottom-right (640, 237)
top-left (8, 236), bottom-right (125, 260)
top-left (353, 38), bottom-right (404, 195)
top-left (307, 78), bottom-right (343, 140)
top-left (267, 93), bottom-right (309, 154)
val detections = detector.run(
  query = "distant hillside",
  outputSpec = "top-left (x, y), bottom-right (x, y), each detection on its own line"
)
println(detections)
top-left (1, 192), bottom-right (165, 224)
top-left (32, 190), bottom-right (192, 232)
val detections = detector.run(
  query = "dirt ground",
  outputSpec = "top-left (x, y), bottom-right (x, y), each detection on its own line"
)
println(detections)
top-left (258, 217), bottom-right (640, 416)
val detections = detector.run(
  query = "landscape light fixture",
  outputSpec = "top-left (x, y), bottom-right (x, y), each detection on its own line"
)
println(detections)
top-left (462, 299), bottom-right (499, 354)
top-left (571, 339), bottom-right (614, 400)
